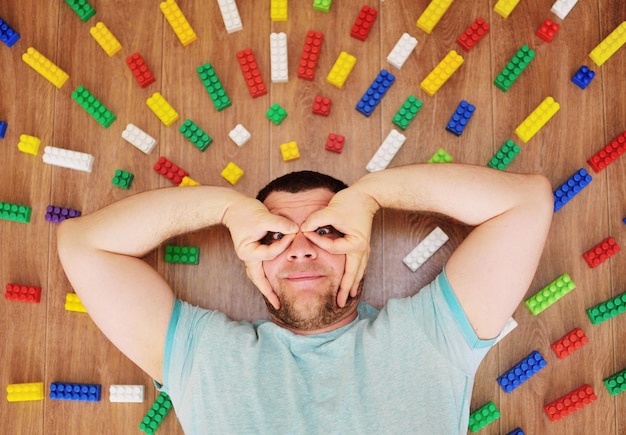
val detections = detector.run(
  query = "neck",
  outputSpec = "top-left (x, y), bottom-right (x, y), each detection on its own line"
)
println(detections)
top-left (272, 310), bottom-right (359, 336)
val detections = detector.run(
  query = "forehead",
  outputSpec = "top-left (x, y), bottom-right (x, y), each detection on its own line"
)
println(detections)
top-left (263, 188), bottom-right (335, 221)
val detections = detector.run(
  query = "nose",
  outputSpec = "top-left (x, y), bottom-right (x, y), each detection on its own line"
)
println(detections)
top-left (285, 231), bottom-right (318, 261)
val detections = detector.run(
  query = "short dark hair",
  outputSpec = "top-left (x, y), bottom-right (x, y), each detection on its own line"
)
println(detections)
top-left (256, 171), bottom-right (348, 202)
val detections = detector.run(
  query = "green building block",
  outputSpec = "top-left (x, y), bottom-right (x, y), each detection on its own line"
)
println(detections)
top-left (266, 103), bottom-right (287, 125)
top-left (428, 148), bottom-right (453, 163)
top-left (469, 401), bottom-right (500, 433)
top-left (525, 273), bottom-right (576, 315)
top-left (586, 291), bottom-right (626, 325)
top-left (392, 95), bottom-right (423, 131)
top-left (179, 119), bottom-right (212, 152)
top-left (0, 201), bottom-right (32, 224)
top-left (165, 245), bottom-right (199, 265)
top-left (494, 45), bottom-right (536, 92)
top-left (604, 367), bottom-right (626, 396)
top-left (112, 169), bottom-right (134, 189)
top-left (139, 392), bottom-right (172, 435)
top-left (488, 139), bottom-right (520, 170)
top-left (71, 86), bottom-right (116, 128)
top-left (313, 0), bottom-right (332, 12)
top-left (64, 0), bottom-right (96, 22)
top-left (196, 63), bottom-right (231, 112)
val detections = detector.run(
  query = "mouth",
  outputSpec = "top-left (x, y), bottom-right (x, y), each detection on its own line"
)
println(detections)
top-left (285, 273), bottom-right (324, 281)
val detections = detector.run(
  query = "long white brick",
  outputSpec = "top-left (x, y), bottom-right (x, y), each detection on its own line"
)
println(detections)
top-left (402, 227), bottom-right (449, 272)
top-left (270, 32), bottom-right (288, 83)
top-left (43, 146), bottom-right (94, 173)
top-left (365, 129), bottom-right (406, 172)
top-left (109, 385), bottom-right (145, 403)
top-left (217, 0), bottom-right (243, 33)
top-left (121, 123), bottom-right (157, 154)
top-left (387, 33), bottom-right (418, 69)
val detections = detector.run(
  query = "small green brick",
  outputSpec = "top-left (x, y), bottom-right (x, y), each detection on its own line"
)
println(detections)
top-left (64, 0), bottom-right (96, 22)
top-left (488, 139), bottom-right (520, 170)
top-left (71, 86), bottom-right (116, 128)
top-left (468, 401), bottom-right (500, 433)
top-left (313, 0), bottom-right (331, 12)
top-left (494, 45), bottom-right (536, 92)
top-left (0, 201), bottom-right (32, 224)
top-left (428, 148), bottom-right (453, 163)
top-left (586, 291), bottom-right (626, 325)
top-left (266, 103), bottom-right (288, 126)
top-left (139, 392), bottom-right (172, 435)
top-left (179, 119), bottom-right (212, 152)
top-left (392, 96), bottom-right (423, 131)
top-left (112, 169), bottom-right (134, 189)
top-left (165, 245), bottom-right (199, 265)
top-left (196, 63), bottom-right (232, 112)
top-left (604, 367), bottom-right (626, 396)
top-left (525, 273), bottom-right (576, 315)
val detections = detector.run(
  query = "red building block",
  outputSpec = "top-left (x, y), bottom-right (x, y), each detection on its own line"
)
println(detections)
top-left (551, 327), bottom-right (589, 359)
top-left (587, 130), bottom-right (626, 173)
top-left (350, 5), bottom-right (377, 41)
top-left (457, 17), bottom-right (489, 52)
top-left (536, 18), bottom-right (560, 43)
top-left (126, 52), bottom-right (155, 88)
top-left (5, 283), bottom-right (41, 303)
top-left (325, 133), bottom-right (345, 153)
top-left (236, 48), bottom-right (267, 98)
top-left (583, 236), bottom-right (620, 268)
top-left (312, 96), bottom-right (332, 116)
top-left (153, 156), bottom-right (189, 185)
top-left (544, 384), bottom-right (597, 422)
top-left (297, 30), bottom-right (324, 80)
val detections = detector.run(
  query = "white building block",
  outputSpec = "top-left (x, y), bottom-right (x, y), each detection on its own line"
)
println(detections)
top-left (121, 123), bottom-right (157, 154)
top-left (42, 146), bottom-right (94, 173)
top-left (365, 129), bottom-right (406, 172)
top-left (228, 124), bottom-right (251, 147)
top-left (217, 0), bottom-right (243, 33)
top-left (270, 32), bottom-right (288, 83)
top-left (109, 385), bottom-right (145, 403)
top-left (387, 33), bottom-right (418, 69)
top-left (402, 226), bottom-right (449, 272)
top-left (550, 0), bottom-right (579, 20)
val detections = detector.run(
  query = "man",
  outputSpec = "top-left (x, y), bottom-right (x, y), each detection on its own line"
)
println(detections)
top-left (57, 163), bottom-right (553, 434)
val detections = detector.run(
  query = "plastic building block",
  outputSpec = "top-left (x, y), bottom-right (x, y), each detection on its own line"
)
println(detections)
top-left (0, 201), bottom-right (32, 223)
top-left (271, 0), bottom-right (288, 22)
top-left (0, 121), bottom-right (6, 138)
top-left (50, 382), bottom-right (101, 402)
top-left (583, 236), bottom-right (620, 268)
top-left (392, 96), bottom-right (423, 131)
top-left (505, 428), bottom-right (525, 435)
top-left (159, 0), bottom-right (197, 46)
top-left (221, 162), bottom-right (244, 186)
top-left (587, 130), bottom-right (626, 172)
top-left (445, 100), bottom-right (475, 136)
top-left (420, 50), bottom-right (464, 97)
top-left (457, 17), bottom-right (489, 51)
top-left (365, 129), bottom-right (406, 172)
top-left (356, 69), bottom-right (395, 117)
top-left (146, 92), bottom-right (179, 127)
top-left (297, 30), bottom-right (324, 80)
top-left (17, 134), bottom-right (41, 156)
top-left (165, 246), bottom-right (199, 264)
top-left (270, 32), bottom-right (288, 83)
top-left (22, 47), bottom-right (70, 89)
top-left (351, 5), bottom-right (377, 41)
top-left (0, 16), bottom-right (20, 47)
top-left (89, 22), bottom-right (122, 57)
top-left (109, 385), bottom-right (145, 403)
top-left (7, 383), bottom-right (44, 402)
top-left (228, 124), bottom-right (251, 147)
top-left (5, 283), bottom-right (41, 303)
top-left (112, 169), bottom-right (134, 190)
top-left (494, 0), bottom-right (521, 19)
top-left (494, 45), bottom-right (536, 92)
top-left (139, 392), bottom-right (172, 435)
top-left (403, 227), bottom-right (449, 272)
top-left (126, 53), bottom-right (155, 88)
top-left (45, 205), bottom-right (81, 223)
top-left (179, 176), bottom-right (200, 187)
top-left (553, 168), bottom-right (592, 212)
top-left (154, 156), bottom-right (188, 185)
top-left (64, 0), bottom-right (95, 22)
top-left (179, 119), bottom-right (212, 152)
top-left (280, 141), bottom-right (300, 161)
top-left (537, 19), bottom-right (560, 43)
top-left (551, 327), bottom-right (588, 359)
top-left (525, 273), bottom-right (576, 315)
top-left (387, 33), bottom-right (418, 69)
top-left (497, 351), bottom-right (547, 393)
top-left (428, 148), bottom-right (453, 163)
top-left (72, 86), bottom-right (117, 128)
top-left (515, 96), bottom-right (560, 143)
top-left (236, 48), bottom-right (267, 98)
top-left (551, 0), bottom-right (579, 20)
top-left (544, 384), bottom-right (596, 422)
top-left (217, 0), bottom-right (243, 33)
top-left (571, 65), bottom-right (595, 90)
top-left (327, 51), bottom-right (357, 88)
top-left (325, 133), bottom-right (345, 153)
top-left (313, 0), bottom-right (331, 13)
top-left (488, 139), bottom-right (520, 170)
top-left (65, 293), bottom-right (87, 312)
top-left (587, 291), bottom-right (626, 325)
top-left (312, 96), bottom-right (332, 116)
top-left (468, 401), bottom-right (500, 432)
top-left (122, 124), bottom-right (157, 155)
top-left (416, 0), bottom-right (454, 34)
top-left (196, 63), bottom-right (232, 111)
top-left (266, 103), bottom-right (287, 125)
top-left (589, 21), bottom-right (626, 67)
top-left (604, 367), bottom-right (626, 396)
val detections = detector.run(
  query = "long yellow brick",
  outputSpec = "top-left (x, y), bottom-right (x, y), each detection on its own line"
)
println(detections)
top-left (589, 21), bottom-right (626, 67)
top-left (21, 47), bottom-right (69, 89)
top-left (416, 0), bottom-right (454, 34)
top-left (515, 96), bottom-right (560, 143)
top-left (420, 50), bottom-right (464, 97)
top-left (494, 0), bottom-right (521, 19)
top-left (7, 382), bottom-right (45, 402)
top-left (146, 92), bottom-right (179, 127)
top-left (160, 0), bottom-right (197, 46)
top-left (89, 22), bottom-right (122, 56)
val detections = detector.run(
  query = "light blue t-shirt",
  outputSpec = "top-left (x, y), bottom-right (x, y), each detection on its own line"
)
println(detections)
top-left (160, 271), bottom-right (497, 434)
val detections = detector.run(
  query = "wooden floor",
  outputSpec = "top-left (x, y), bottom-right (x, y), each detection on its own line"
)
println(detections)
top-left (1, 0), bottom-right (624, 433)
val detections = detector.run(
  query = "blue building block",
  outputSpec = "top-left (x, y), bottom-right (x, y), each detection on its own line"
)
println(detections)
top-left (356, 69), bottom-right (395, 117)
top-left (0, 16), bottom-right (20, 47)
top-left (505, 428), bottom-right (525, 435)
top-left (49, 382), bottom-right (101, 402)
top-left (445, 100), bottom-right (476, 136)
top-left (571, 65), bottom-right (595, 89)
top-left (497, 350), bottom-right (546, 393)
top-left (0, 121), bottom-right (7, 139)
top-left (553, 168), bottom-right (592, 212)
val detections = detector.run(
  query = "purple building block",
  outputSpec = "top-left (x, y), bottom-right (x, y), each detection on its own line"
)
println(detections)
top-left (45, 205), bottom-right (82, 223)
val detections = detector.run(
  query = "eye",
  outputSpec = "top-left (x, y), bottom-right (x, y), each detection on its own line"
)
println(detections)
top-left (260, 231), bottom-right (284, 245)
top-left (314, 226), bottom-right (344, 239)
top-left (315, 227), bottom-right (330, 236)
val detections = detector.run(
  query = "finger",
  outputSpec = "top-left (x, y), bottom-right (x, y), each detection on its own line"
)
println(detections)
top-left (337, 252), bottom-right (360, 307)
top-left (246, 262), bottom-right (280, 310)
top-left (300, 208), bottom-right (335, 233)
top-left (253, 233), bottom-right (296, 261)
top-left (350, 252), bottom-right (369, 297)
top-left (303, 231), bottom-right (355, 254)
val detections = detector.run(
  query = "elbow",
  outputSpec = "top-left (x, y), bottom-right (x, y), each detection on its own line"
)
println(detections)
top-left (529, 174), bottom-right (554, 223)
top-left (57, 218), bottom-right (82, 265)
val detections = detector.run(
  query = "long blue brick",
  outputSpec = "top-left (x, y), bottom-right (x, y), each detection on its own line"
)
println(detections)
top-left (0, 16), bottom-right (20, 47)
top-left (553, 168), bottom-right (592, 212)
top-left (49, 382), bottom-right (101, 402)
top-left (445, 100), bottom-right (475, 136)
top-left (497, 350), bottom-right (547, 393)
top-left (356, 69), bottom-right (395, 117)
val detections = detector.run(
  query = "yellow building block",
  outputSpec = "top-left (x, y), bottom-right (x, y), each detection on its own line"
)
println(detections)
top-left (416, 0), bottom-right (454, 34)
top-left (146, 92), bottom-right (179, 127)
top-left (326, 51), bottom-right (357, 89)
top-left (515, 96), bottom-right (560, 143)
top-left (589, 21), bottom-right (626, 67)
top-left (280, 141), bottom-right (300, 161)
top-left (179, 176), bottom-right (201, 186)
top-left (7, 382), bottom-right (45, 402)
top-left (160, 0), bottom-right (197, 46)
top-left (65, 293), bottom-right (87, 312)
top-left (21, 47), bottom-right (70, 89)
top-left (420, 50), bottom-right (464, 97)
top-left (17, 134), bottom-right (41, 156)
top-left (494, 0), bottom-right (521, 19)
top-left (271, 0), bottom-right (288, 21)
top-left (221, 162), bottom-right (244, 185)
top-left (89, 22), bottom-right (122, 57)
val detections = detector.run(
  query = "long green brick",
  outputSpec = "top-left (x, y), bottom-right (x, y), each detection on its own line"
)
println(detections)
top-left (392, 95), bottom-right (423, 131)
top-left (71, 86), bottom-right (117, 128)
top-left (586, 291), bottom-right (626, 325)
top-left (179, 119), bottom-right (212, 152)
top-left (0, 201), bottom-right (32, 223)
top-left (494, 45), bottom-right (536, 92)
top-left (165, 245), bottom-right (199, 264)
top-left (488, 139), bottom-right (520, 170)
top-left (64, 0), bottom-right (96, 22)
top-left (196, 63), bottom-right (232, 112)
top-left (604, 367), bottom-right (626, 396)
top-left (469, 401), bottom-right (500, 433)
top-left (139, 392), bottom-right (172, 435)
top-left (525, 273), bottom-right (575, 315)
